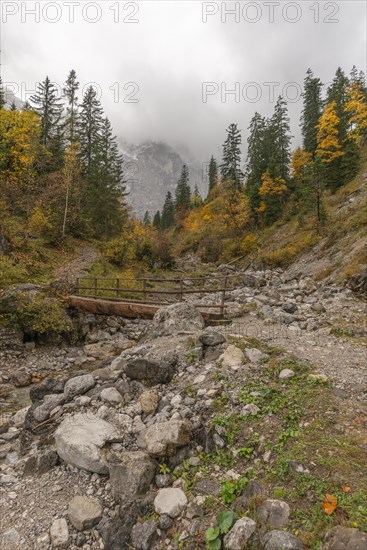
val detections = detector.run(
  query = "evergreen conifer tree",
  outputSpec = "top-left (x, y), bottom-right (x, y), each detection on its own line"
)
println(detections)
top-left (153, 211), bottom-right (161, 229)
top-left (268, 96), bottom-right (291, 183)
top-left (78, 85), bottom-right (104, 176)
top-left (63, 69), bottom-right (79, 143)
top-left (143, 211), bottom-right (151, 225)
top-left (220, 123), bottom-right (243, 189)
top-left (208, 155), bottom-right (218, 194)
top-left (301, 69), bottom-right (323, 156)
top-left (161, 191), bottom-right (175, 229)
top-left (30, 76), bottom-right (64, 146)
top-left (245, 112), bottom-right (267, 210)
top-left (175, 165), bottom-right (191, 211)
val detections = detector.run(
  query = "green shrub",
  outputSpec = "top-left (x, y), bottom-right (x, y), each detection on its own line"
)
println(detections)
top-left (1, 292), bottom-right (71, 335)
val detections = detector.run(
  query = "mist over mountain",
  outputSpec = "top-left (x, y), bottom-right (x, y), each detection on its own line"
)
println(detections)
top-left (119, 139), bottom-right (206, 217)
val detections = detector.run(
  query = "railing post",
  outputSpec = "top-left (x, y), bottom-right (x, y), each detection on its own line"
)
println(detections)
top-left (94, 278), bottom-right (97, 298)
top-left (220, 276), bottom-right (227, 317)
top-left (116, 278), bottom-right (120, 299)
top-left (76, 278), bottom-right (79, 295)
top-left (180, 279), bottom-right (183, 301)
top-left (143, 279), bottom-right (147, 302)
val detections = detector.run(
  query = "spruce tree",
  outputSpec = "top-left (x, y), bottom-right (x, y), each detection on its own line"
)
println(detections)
top-left (326, 67), bottom-right (349, 143)
top-left (78, 85), bottom-right (103, 176)
top-left (220, 123), bottom-right (243, 189)
top-left (301, 69), bottom-right (323, 156)
top-left (30, 76), bottom-right (64, 146)
top-left (208, 155), bottom-right (218, 194)
top-left (268, 96), bottom-right (291, 183)
top-left (63, 69), bottom-right (79, 143)
top-left (245, 112), bottom-right (267, 210)
top-left (161, 192), bottom-right (175, 229)
top-left (0, 78), bottom-right (5, 109)
top-left (143, 211), bottom-right (151, 225)
top-left (10, 101), bottom-right (17, 111)
top-left (153, 211), bottom-right (161, 229)
top-left (86, 117), bottom-right (126, 238)
top-left (175, 165), bottom-right (191, 211)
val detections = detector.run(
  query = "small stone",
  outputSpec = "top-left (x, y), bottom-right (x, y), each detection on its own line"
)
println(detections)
top-left (50, 518), bottom-right (69, 548)
top-left (154, 488), bottom-right (188, 518)
top-left (171, 394), bottom-right (183, 407)
top-left (131, 520), bottom-right (157, 550)
top-left (75, 532), bottom-right (87, 547)
top-left (140, 390), bottom-right (159, 415)
top-left (75, 395), bottom-right (91, 406)
top-left (159, 514), bottom-right (173, 530)
top-left (223, 517), bottom-right (256, 549)
top-left (279, 369), bottom-right (295, 380)
top-left (322, 526), bottom-right (367, 550)
top-left (63, 374), bottom-right (95, 400)
top-left (307, 373), bottom-right (328, 383)
top-left (155, 473), bottom-right (173, 488)
top-left (245, 348), bottom-right (269, 363)
top-left (282, 302), bottom-right (298, 314)
top-left (241, 403), bottom-right (260, 416)
top-left (100, 387), bottom-right (123, 403)
top-left (219, 345), bottom-right (245, 369)
top-left (68, 495), bottom-right (102, 531)
top-left (257, 499), bottom-right (290, 529)
top-left (145, 419), bottom-right (191, 457)
top-left (199, 332), bottom-right (226, 346)
top-left (263, 530), bottom-right (305, 550)
top-left (193, 374), bottom-right (206, 385)
top-left (109, 451), bottom-right (156, 502)
top-left (186, 501), bottom-right (203, 519)
top-left (1, 528), bottom-right (21, 549)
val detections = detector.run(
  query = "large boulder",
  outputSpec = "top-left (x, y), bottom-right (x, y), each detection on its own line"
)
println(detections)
top-left (126, 357), bottom-right (176, 386)
top-left (145, 420), bottom-right (191, 457)
top-left (55, 412), bottom-right (121, 474)
top-left (109, 451), bottom-right (156, 502)
top-left (146, 303), bottom-right (205, 339)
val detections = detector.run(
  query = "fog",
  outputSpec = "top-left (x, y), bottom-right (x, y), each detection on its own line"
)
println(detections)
top-left (2, 0), bottom-right (366, 162)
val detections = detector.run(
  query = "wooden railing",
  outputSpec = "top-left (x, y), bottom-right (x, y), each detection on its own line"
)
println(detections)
top-left (75, 274), bottom-right (242, 317)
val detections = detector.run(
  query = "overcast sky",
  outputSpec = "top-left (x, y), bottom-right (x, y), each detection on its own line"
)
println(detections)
top-left (2, 1), bottom-right (366, 162)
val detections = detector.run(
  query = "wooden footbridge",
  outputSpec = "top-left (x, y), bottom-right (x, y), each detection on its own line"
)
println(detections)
top-left (67, 273), bottom-right (243, 323)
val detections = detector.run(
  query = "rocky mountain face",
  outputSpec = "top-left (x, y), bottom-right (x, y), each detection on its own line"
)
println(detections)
top-left (3, 89), bottom-right (24, 110)
top-left (119, 139), bottom-right (207, 217)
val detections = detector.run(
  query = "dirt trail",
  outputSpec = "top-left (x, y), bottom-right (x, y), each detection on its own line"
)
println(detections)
top-left (55, 245), bottom-right (99, 283)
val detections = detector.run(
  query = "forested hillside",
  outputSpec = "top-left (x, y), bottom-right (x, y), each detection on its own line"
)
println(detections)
top-left (0, 65), bottom-right (366, 289)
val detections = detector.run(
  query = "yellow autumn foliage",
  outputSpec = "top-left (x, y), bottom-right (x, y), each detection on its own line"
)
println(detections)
top-left (345, 81), bottom-right (367, 142)
top-left (316, 101), bottom-right (344, 163)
